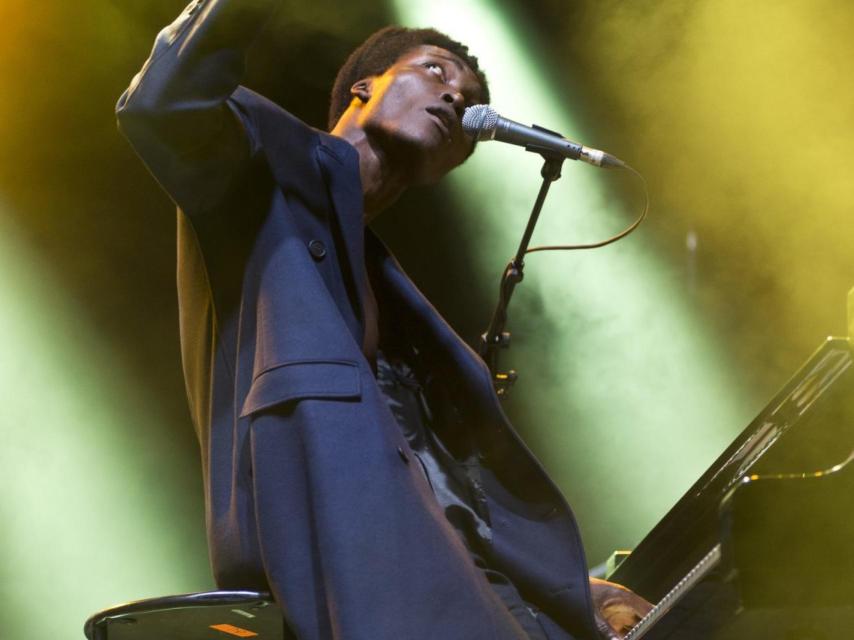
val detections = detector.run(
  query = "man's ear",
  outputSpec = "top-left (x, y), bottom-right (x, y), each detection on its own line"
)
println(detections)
top-left (350, 78), bottom-right (373, 104)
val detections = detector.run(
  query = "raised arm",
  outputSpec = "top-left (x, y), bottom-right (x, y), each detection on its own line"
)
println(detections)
top-left (116, 0), bottom-right (279, 214)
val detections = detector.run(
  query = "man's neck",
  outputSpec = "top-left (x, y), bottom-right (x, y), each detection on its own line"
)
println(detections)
top-left (330, 124), bottom-right (409, 224)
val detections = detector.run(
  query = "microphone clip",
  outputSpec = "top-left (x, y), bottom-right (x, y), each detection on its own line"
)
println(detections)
top-left (525, 123), bottom-right (582, 165)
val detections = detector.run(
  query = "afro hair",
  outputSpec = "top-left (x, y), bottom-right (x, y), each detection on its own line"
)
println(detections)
top-left (328, 25), bottom-right (490, 130)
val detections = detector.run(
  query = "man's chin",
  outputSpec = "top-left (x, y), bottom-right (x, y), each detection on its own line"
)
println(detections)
top-left (382, 136), bottom-right (451, 185)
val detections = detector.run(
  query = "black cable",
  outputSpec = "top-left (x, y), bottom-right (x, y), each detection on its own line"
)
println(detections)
top-left (524, 163), bottom-right (648, 255)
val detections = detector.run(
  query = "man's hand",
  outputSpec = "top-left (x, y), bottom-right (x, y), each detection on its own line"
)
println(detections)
top-left (589, 577), bottom-right (653, 639)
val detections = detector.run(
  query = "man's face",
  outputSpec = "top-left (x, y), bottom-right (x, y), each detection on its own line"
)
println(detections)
top-left (354, 45), bottom-right (484, 184)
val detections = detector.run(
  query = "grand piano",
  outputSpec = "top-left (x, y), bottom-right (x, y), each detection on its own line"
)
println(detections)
top-left (611, 331), bottom-right (854, 640)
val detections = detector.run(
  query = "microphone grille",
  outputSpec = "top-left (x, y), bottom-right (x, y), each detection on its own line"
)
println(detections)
top-left (462, 104), bottom-right (499, 140)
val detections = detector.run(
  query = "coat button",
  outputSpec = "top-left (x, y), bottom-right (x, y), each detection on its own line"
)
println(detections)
top-left (308, 239), bottom-right (327, 260)
top-left (397, 446), bottom-right (409, 464)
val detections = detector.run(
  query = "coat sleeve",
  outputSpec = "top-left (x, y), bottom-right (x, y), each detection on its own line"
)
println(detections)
top-left (116, 0), bottom-right (279, 214)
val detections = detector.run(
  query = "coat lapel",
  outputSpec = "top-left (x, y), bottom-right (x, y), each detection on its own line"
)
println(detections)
top-left (241, 83), bottom-right (368, 344)
top-left (366, 230), bottom-right (503, 427)
top-left (316, 135), bottom-right (368, 340)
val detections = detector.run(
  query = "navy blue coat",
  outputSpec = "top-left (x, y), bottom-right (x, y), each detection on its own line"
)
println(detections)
top-left (117, 1), bottom-right (598, 638)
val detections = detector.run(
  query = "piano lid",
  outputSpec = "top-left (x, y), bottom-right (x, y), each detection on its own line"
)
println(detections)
top-left (610, 336), bottom-right (854, 603)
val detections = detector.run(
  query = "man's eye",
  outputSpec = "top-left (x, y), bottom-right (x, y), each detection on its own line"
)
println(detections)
top-left (424, 62), bottom-right (444, 77)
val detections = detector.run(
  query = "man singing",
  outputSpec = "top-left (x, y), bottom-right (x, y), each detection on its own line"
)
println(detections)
top-left (117, 1), bottom-right (649, 637)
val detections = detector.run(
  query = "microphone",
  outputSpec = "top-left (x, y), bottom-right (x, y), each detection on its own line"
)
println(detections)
top-left (462, 104), bottom-right (625, 168)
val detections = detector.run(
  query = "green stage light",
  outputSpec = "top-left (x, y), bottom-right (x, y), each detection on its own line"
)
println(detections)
top-left (0, 205), bottom-right (210, 640)
top-left (391, 0), bottom-right (753, 563)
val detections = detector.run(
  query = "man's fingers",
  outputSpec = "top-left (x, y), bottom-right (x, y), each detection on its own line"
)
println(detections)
top-left (590, 578), bottom-right (653, 638)
top-left (600, 601), bottom-right (642, 634)
top-left (594, 610), bottom-right (622, 640)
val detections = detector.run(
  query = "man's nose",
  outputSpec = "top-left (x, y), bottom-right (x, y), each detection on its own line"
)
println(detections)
top-left (441, 91), bottom-right (465, 119)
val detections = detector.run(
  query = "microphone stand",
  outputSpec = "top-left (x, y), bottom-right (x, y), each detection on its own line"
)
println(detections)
top-left (478, 144), bottom-right (566, 395)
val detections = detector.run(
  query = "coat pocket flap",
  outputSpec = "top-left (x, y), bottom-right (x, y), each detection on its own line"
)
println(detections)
top-left (240, 359), bottom-right (361, 417)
